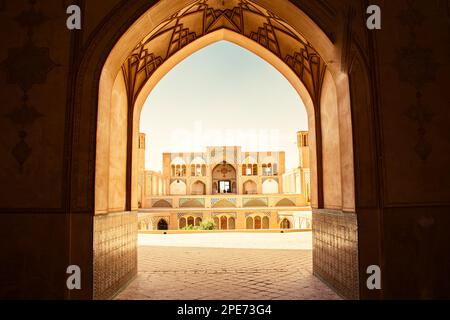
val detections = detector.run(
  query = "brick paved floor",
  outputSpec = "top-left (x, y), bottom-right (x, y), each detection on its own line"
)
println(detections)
top-left (116, 233), bottom-right (340, 300)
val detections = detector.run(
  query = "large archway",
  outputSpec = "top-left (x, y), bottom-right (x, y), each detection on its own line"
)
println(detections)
top-left (212, 162), bottom-right (237, 194)
top-left (71, 0), bottom-right (370, 300)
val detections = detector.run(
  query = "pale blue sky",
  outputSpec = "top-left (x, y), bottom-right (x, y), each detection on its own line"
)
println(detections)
top-left (140, 41), bottom-right (308, 171)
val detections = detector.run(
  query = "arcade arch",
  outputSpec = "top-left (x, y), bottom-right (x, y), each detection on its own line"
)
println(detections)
top-left (82, 0), bottom-right (363, 300)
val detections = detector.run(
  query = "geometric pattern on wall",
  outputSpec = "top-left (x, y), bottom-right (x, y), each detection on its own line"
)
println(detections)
top-left (394, 0), bottom-right (439, 160)
top-left (211, 197), bottom-right (237, 206)
top-left (177, 212), bottom-right (204, 219)
top-left (275, 198), bottom-right (296, 206)
top-left (152, 199), bottom-right (173, 208)
top-left (122, 0), bottom-right (326, 106)
top-left (312, 209), bottom-right (359, 300)
top-left (1, 1), bottom-right (57, 172)
top-left (180, 198), bottom-right (205, 208)
top-left (151, 215), bottom-right (171, 226)
top-left (212, 199), bottom-right (237, 208)
top-left (211, 212), bottom-right (237, 218)
top-left (93, 212), bottom-right (137, 299)
top-left (243, 197), bottom-right (268, 207)
top-left (245, 212), bottom-right (271, 217)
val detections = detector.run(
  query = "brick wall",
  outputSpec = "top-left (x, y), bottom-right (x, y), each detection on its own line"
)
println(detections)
top-left (313, 209), bottom-right (359, 299)
top-left (93, 211), bottom-right (137, 299)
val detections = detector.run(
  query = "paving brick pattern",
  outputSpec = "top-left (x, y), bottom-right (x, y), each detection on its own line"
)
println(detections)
top-left (116, 235), bottom-right (340, 300)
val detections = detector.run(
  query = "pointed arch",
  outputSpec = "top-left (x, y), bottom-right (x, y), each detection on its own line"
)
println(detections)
top-left (220, 216), bottom-right (228, 230)
top-left (157, 219), bottom-right (168, 230)
top-left (280, 218), bottom-right (290, 229)
top-left (243, 180), bottom-right (257, 194)
top-left (276, 198), bottom-right (296, 207)
top-left (244, 199), bottom-right (267, 207)
top-left (152, 199), bottom-right (172, 208)
top-left (180, 199), bottom-right (204, 208)
top-left (212, 199), bottom-right (236, 208)
top-left (170, 180), bottom-right (187, 195)
top-left (246, 217), bottom-right (254, 230)
top-left (262, 179), bottom-right (279, 194)
top-left (228, 217), bottom-right (236, 230)
top-left (262, 216), bottom-right (270, 229)
top-left (179, 217), bottom-right (186, 229)
top-left (81, 0), bottom-right (360, 301)
top-left (191, 180), bottom-right (206, 195)
top-left (254, 216), bottom-right (262, 229)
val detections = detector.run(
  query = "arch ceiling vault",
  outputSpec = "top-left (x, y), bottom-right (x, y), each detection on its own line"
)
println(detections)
top-left (122, 0), bottom-right (326, 107)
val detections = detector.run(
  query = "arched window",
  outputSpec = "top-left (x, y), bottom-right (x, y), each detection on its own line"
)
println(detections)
top-left (262, 216), bottom-right (270, 229)
top-left (182, 165), bottom-right (187, 176)
top-left (252, 164), bottom-right (258, 175)
top-left (254, 216), bottom-right (262, 229)
top-left (170, 180), bottom-right (187, 195)
top-left (191, 157), bottom-right (206, 176)
top-left (281, 218), bottom-right (290, 229)
top-left (179, 217), bottom-right (186, 229)
top-left (201, 164), bottom-right (206, 176)
top-left (157, 219), bottom-right (168, 230)
top-left (195, 217), bottom-right (202, 226)
top-left (262, 179), bottom-right (278, 194)
top-left (220, 216), bottom-right (228, 230)
top-left (243, 180), bottom-right (257, 194)
top-left (267, 163), bottom-right (273, 176)
top-left (171, 165), bottom-right (175, 176)
top-left (246, 217), bottom-right (254, 229)
top-left (214, 217), bottom-right (219, 229)
top-left (187, 216), bottom-right (195, 227)
top-left (228, 217), bottom-right (235, 230)
top-left (212, 162), bottom-right (236, 194)
top-left (243, 157), bottom-right (257, 176)
top-left (191, 181), bottom-right (206, 195)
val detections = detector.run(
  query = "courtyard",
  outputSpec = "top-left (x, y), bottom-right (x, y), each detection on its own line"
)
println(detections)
top-left (116, 232), bottom-right (340, 300)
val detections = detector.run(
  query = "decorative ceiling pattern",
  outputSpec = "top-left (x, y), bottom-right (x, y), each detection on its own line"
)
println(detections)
top-left (122, 0), bottom-right (326, 107)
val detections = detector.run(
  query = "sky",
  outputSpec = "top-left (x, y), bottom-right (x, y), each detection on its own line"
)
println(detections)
top-left (140, 41), bottom-right (308, 172)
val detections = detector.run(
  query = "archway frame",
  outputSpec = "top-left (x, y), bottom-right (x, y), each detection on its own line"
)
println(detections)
top-left (94, 0), bottom-right (355, 215)
top-left (67, 0), bottom-right (377, 301)
top-left (211, 161), bottom-right (238, 194)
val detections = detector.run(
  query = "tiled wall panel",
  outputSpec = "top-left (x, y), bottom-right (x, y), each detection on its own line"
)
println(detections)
top-left (313, 209), bottom-right (359, 299)
top-left (93, 211), bottom-right (137, 299)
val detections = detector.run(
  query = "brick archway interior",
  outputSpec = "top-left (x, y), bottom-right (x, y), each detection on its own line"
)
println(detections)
top-left (94, 0), bottom-right (357, 299)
